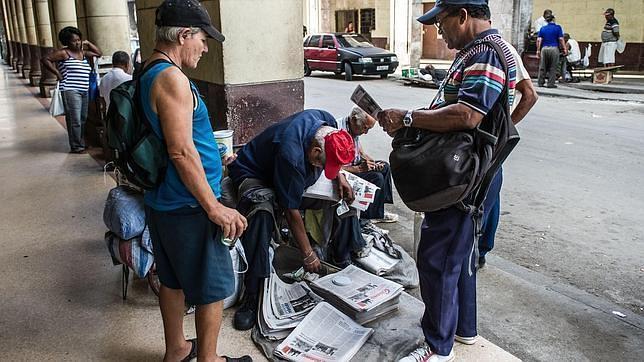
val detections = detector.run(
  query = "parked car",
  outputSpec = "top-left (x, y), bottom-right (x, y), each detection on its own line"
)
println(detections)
top-left (304, 33), bottom-right (399, 81)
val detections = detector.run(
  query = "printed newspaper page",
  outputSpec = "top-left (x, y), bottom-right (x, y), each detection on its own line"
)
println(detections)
top-left (355, 247), bottom-right (400, 276)
top-left (350, 85), bottom-right (383, 118)
top-left (271, 272), bottom-right (324, 320)
top-left (303, 172), bottom-right (379, 212)
top-left (311, 265), bottom-right (403, 312)
top-left (274, 302), bottom-right (373, 362)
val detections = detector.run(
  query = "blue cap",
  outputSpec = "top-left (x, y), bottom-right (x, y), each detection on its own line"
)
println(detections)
top-left (417, 0), bottom-right (488, 25)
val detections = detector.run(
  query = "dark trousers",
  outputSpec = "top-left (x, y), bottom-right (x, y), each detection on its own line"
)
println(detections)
top-left (418, 206), bottom-right (477, 355)
top-left (61, 90), bottom-right (88, 151)
top-left (478, 169), bottom-right (504, 257)
top-left (538, 46), bottom-right (560, 87)
top-left (240, 197), bottom-right (365, 294)
top-left (354, 161), bottom-right (394, 219)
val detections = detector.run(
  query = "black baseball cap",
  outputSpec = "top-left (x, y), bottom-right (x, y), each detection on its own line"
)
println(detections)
top-left (417, 0), bottom-right (488, 25)
top-left (155, 0), bottom-right (225, 42)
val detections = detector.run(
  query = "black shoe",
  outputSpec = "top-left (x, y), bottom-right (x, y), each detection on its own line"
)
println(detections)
top-left (233, 293), bottom-right (258, 331)
top-left (224, 355), bottom-right (253, 362)
top-left (478, 255), bottom-right (486, 269)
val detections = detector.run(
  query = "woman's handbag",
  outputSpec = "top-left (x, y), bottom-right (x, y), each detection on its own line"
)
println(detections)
top-left (389, 40), bottom-right (519, 212)
top-left (49, 82), bottom-right (65, 117)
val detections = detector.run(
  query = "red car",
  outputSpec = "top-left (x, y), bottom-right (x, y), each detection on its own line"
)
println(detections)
top-left (304, 33), bottom-right (399, 81)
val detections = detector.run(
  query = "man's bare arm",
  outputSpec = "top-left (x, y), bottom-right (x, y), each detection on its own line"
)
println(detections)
top-left (511, 79), bottom-right (538, 125)
top-left (153, 68), bottom-right (246, 239)
top-left (378, 103), bottom-right (484, 135)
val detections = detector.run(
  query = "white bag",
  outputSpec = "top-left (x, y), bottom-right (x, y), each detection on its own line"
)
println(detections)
top-left (223, 241), bottom-right (248, 309)
top-left (49, 82), bottom-right (65, 117)
top-left (616, 39), bottom-right (626, 54)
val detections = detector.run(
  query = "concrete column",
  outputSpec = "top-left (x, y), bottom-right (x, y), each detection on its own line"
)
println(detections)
top-left (33, 0), bottom-right (56, 96)
top-left (1, 0), bottom-right (14, 64)
top-left (48, 0), bottom-right (77, 48)
top-left (7, 0), bottom-right (21, 69)
top-left (14, 0), bottom-right (31, 78)
top-left (23, 0), bottom-right (40, 85)
top-left (136, 0), bottom-right (304, 144)
top-left (79, 0), bottom-right (130, 60)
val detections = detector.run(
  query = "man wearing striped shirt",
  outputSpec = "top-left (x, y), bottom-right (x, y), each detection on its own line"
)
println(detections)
top-left (379, 1), bottom-right (520, 361)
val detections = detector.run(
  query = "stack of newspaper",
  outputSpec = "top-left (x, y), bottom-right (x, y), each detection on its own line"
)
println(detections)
top-left (274, 302), bottom-right (373, 362)
top-left (310, 265), bottom-right (403, 325)
top-left (258, 272), bottom-right (324, 340)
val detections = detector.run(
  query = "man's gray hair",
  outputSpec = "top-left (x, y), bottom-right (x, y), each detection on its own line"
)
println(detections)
top-left (349, 107), bottom-right (369, 128)
top-left (155, 26), bottom-right (202, 43)
top-left (313, 126), bottom-right (336, 153)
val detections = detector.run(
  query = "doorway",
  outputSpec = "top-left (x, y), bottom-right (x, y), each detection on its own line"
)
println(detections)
top-left (421, 2), bottom-right (457, 60)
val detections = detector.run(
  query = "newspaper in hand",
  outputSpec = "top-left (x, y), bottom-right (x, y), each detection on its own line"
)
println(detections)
top-left (311, 265), bottom-right (403, 312)
top-left (350, 85), bottom-right (383, 118)
top-left (303, 171), bottom-right (379, 212)
top-left (274, 302), bottom-right (373, 362)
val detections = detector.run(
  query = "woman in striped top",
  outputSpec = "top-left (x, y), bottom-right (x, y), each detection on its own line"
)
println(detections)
top-left (42, 27), bottom-right (102, 153)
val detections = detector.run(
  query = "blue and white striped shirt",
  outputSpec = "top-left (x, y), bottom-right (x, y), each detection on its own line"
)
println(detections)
top-left (58, 52), bottom-right (91, 92)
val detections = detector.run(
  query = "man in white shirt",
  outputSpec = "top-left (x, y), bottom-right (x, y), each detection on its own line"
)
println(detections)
top-left (532, 9), bottom-right (552, 35)
top-left (99, 51), bottom-right (132, 110)
top-left (563, 33), bottom-right (582, 82)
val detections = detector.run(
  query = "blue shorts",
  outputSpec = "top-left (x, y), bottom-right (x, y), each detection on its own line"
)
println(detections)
top-left (145, 205), bottom-right (234, 305)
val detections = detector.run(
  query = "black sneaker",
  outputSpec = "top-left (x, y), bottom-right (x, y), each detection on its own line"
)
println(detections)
top-left (233, 293), bottom-right (258, 331)
top-left (478, 255), bottom-right (486, 269)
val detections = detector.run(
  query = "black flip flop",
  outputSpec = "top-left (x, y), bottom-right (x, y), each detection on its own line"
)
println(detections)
top-left (180, 338), bottom-right (198, 362)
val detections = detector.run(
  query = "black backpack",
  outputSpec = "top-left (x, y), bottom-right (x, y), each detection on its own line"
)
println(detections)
top-left (105, 59), bottom-right (171, 190)
top-left (389, 40), bottom-right (519, 213)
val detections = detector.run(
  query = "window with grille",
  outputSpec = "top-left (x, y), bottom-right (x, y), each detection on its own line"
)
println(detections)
top-left (360, 8), bottom-right (376, 34)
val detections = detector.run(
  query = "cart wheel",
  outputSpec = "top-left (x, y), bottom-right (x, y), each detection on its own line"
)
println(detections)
top-left (147, 264), bottom-right (160, 297)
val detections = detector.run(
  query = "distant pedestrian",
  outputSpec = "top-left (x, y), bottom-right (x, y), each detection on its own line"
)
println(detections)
top-left (537, 14), bottom-right (567, 88)
top-left (41, 26), bottom-right (102, 153)
top-left (598, 8), bottom-right (620, 67)
top-left (99, 51), bottom-right (132, 110)
top-left (532, 9), bottom-right (552, 35)
top-left (345, 21), bottom-right (355, 33)
top-left (563, 33), bottom-right (582, 81)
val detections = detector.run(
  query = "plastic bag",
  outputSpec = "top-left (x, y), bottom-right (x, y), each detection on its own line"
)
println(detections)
top-left (105, 229), bottom-right (154, 279)
top-left (103, 186), bottom-right (145, 240)
top-left (49, 82), bottom-right (65, 117)
top-left (224, 242), bottom-right (248, 309)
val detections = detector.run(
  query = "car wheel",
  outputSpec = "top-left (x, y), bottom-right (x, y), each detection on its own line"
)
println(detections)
top-left (380, 74), bottom-right (388, 79)
top-left (304, 61), bottom-right (311, 76)
top-left (344, 63), bottom-right (353, 81)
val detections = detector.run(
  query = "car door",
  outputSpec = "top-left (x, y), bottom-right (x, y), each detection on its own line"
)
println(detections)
top-left (318, 35), bottom-right (339, 72)
top-left (304, 35), bottom-right (322, 70)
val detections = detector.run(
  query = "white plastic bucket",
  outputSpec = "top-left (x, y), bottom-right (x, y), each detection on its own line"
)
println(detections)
top-left (213, 129), bottom-right (234, 158)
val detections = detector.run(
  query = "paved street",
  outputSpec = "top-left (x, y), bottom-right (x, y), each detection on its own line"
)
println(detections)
top-left (304, 73), bottom-right (644, 361)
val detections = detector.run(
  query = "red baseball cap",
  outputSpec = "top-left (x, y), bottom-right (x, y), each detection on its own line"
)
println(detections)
top-left (324, 130), bottom-right (355, 179)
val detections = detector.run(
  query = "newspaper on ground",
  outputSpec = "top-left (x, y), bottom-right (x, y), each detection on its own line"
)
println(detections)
top-left (303, 171), bottom-right (379, 212)
top-left (310, 265), bottom-right (403, 324)
top-left (258, 272), bottom-right (324, 340)
top-left (355, 234), bottom-right (400, 276)
top-left (350, 85), bottom-right (382, 118)
top-left (274, 302), bottom-right (373, 362)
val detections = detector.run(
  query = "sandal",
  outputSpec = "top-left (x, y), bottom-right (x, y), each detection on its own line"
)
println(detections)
top-left (180, 338), bottom-right (198, 362)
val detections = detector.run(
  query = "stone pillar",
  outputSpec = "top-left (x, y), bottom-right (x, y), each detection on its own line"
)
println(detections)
top-left (33, 0), bottom-right (56, 96)
top-left (7, 0), bottom-right (21, 69)
top-left (23, 0), bottom-right (40, 85)
top-left (79, 0), bottom-right (130, 59)
top-left (14, 0), bottom-right (31, 78)
top-left (1, 0), bottom-right (14, 64)
top-left (48, 0), bottom-right (77, 48)
top-left (136, 0), bottom-right (304, 144)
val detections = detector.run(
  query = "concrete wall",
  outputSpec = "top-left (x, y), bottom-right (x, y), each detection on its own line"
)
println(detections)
top-left (531, 0), bottom-right (643, 43)
top-left (304, 0), bottom-right (390, 39)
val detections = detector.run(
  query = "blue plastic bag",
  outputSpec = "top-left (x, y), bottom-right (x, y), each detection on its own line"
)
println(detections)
top-left (103, 186), bottom-right (145, 240)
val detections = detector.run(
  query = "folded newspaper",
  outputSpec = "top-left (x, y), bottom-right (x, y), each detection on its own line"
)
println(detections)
top-left (355, 234), bottom-right (400, 276)
top-left (258, 272), bottom-right (324, 340)
top-left (350, 85), bottom-right (383, 118)
top-left (303, 171), bottom-right (379, 212)
top-left (274, 302), bottom-right (373, 362)
top-left (310, 265), bottom-right (403, 325)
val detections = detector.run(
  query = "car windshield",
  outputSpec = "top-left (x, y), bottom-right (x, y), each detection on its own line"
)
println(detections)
top-left (337, 34), bottom-right (374, 48)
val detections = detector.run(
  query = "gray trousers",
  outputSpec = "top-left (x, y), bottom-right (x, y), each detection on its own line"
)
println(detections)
top-left (538, 46), bottom-right (560, 87)
top-left (61, 90), bottom-right (88, 151)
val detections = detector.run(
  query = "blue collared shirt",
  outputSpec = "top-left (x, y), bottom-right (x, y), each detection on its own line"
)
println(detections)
top-left (538, 23), bottom-right (563, 48)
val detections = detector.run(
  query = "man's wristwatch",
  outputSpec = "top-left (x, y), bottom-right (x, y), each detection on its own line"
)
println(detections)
top-left (403, 110), bottom-right (414, 127)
